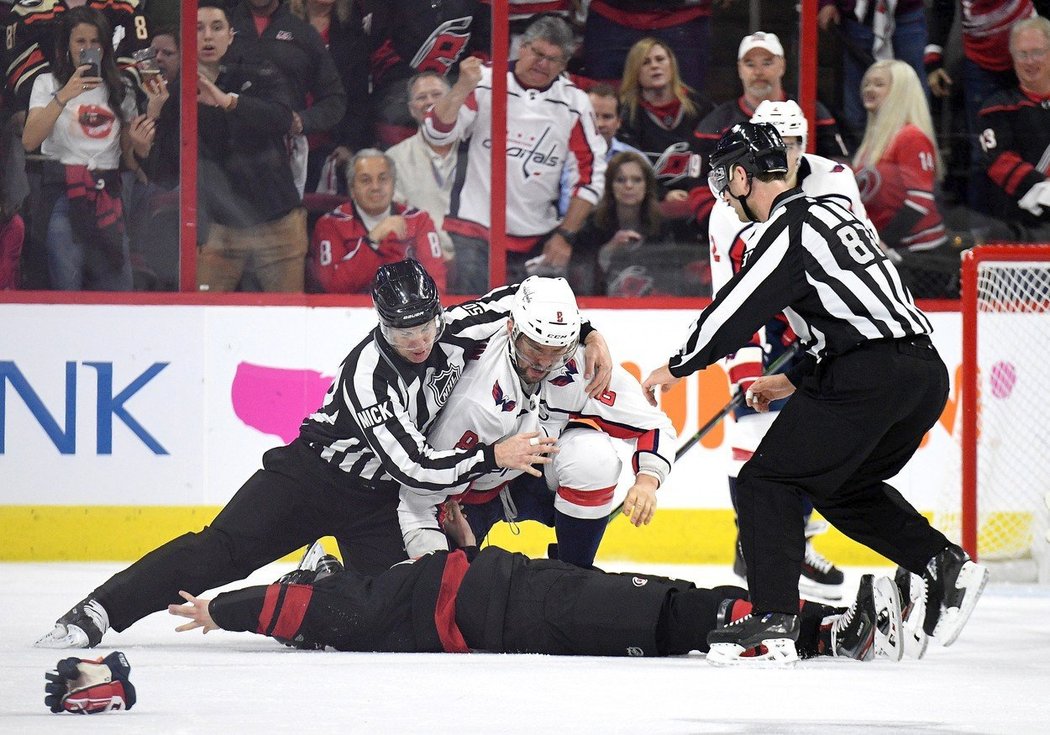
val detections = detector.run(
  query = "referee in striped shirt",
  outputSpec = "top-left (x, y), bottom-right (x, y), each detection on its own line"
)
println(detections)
top-left (642, 122), bottom-right (987, 664)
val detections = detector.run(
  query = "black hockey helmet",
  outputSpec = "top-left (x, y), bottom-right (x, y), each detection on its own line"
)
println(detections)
top-left (707, 121), bottom-right (789, 198)
top-left (371, 259), bottom-right (443, 331)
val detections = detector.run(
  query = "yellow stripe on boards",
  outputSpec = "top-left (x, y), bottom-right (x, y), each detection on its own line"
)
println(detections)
top-left (1, 506), bottom-right (912, 566)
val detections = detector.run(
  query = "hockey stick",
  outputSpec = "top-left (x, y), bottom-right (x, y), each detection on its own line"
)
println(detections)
top-left (604, 341), bottom-right (802, 525)
top-left (673, 340), bottom-right (802, 462)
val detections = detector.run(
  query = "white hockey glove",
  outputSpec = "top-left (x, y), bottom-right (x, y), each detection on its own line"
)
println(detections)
top-left (45, 651), bottom-right (136, 714)
top-left (1017, 181), bottom-right (1050, 216)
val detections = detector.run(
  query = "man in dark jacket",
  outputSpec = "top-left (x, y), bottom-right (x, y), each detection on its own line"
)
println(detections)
top-left (143, 0), bottom-right (307, 291)
top-left (228, 0), bottom-right (347, 195)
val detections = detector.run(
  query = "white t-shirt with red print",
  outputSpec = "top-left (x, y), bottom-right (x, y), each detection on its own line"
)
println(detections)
top-left (29, 73), bottom-right (136, 170)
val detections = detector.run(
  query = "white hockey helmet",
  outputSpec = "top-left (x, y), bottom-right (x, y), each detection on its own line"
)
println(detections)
top-left (750, 100), bottom-right (808, 154)
top-left (509, 276), bottom-right (581, 375)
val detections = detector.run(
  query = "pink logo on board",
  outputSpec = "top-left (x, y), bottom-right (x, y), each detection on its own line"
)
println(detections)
top-left (231, 362), bottom-right (333, 443)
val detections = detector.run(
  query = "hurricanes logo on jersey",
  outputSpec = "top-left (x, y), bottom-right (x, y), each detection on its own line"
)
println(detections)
top-left (427, 365), bottom-right (461, 408)
top-left (409, 16), bottom-right (472, 74)
top-left (651, 142), bottom-right (701, 185)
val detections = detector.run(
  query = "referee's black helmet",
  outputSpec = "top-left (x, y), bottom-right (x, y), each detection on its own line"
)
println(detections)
top-left (371, 259), bottom-right (442, 329)
top-left (708, 121), bottom-right (789, 198)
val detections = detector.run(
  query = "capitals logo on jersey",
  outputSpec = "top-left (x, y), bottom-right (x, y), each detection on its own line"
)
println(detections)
top-left (427, 365), bottom-right (461, 408)
top-left (491, 380), bottom-right (517, 412)
top-left (651, 141), bottom-right (701, 186)
top-left (409, 16), bottom-right (472, 75)
top-left (549, 358), bottom-right (579, 387)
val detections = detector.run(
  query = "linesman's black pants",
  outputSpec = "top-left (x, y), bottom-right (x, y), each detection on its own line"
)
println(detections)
top-left (94, 439), bottom-right (408, 631)
top-left (737, 336), bottom-right (953, 614)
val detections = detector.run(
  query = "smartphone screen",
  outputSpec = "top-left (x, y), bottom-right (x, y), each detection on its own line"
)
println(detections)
top-left (78, 48), bottom-right (101, 78)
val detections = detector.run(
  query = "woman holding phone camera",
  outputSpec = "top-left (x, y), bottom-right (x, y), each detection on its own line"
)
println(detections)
top-left (571, 151), bottom-right (695, 296)
top-left (22, 6), bottom-right (137, 291)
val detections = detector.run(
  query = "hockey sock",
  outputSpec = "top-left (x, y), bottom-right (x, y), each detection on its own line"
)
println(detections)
top-left (553, 511), bottom-right (606, 568)
top-left (798, 599), bottom-right (843, 657)
top-left (660, 586), bottom-right (746, 654)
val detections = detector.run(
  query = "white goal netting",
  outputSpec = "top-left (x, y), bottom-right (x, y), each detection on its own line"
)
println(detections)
top-left (936, 250), bottom-right (1050, 582)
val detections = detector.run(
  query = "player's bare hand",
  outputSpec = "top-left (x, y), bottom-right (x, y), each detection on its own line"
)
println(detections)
top-left (168, 590), bottom-right (218, 634)
top-left (455, 56), bottom-right (484, 93)
top-left (641, 363), bottom-right (680, 407)
top-left (494, 432), bottom-right (557, 477)
top-left (441, 499), bottom-right (476, 547)
top-left (744, 373), bottom-right (795, 412)
top-left (621, 475), bottom-right (658, 527)
top-left (582, 330), bottom-right (613, 398)
top-left (928, 68), bottom-right (952, 98)
top-left (369, 215), bottom-right (408, 243)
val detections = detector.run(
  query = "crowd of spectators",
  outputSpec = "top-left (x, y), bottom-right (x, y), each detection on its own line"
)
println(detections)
top-left (2, 0), bottom-right (1050, 296)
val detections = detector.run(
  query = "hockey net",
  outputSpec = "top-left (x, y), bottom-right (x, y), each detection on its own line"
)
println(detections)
top-left (941, 245), bottom-right (1050, 583)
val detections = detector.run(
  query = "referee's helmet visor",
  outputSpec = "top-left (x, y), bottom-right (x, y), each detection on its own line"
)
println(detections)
top-left (372, 259), bottom-right (445, 354)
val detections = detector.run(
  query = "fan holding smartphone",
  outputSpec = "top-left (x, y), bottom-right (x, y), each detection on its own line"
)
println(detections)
top-left (21, 6), bottom-right (139, 291)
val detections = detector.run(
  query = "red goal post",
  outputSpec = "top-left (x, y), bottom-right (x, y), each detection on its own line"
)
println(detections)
top-left (960, 245), bottom-right (1050, 582)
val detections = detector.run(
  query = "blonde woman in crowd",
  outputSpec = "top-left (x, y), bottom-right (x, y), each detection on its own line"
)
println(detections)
top-left (853, 59), bottom-right (946, 254)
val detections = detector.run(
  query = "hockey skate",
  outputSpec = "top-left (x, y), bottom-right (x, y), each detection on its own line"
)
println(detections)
top-left (35, 598), bottom-right (109, 649)
top-left (922, 544), bottom-right (989, 646)
top-left (706, 612), bottom-right (800, 667)
top-left (276, 540), bottom-right (344, 586)
top-left (894, 566), bottom-right (929, 659)
top-left (826, 574), bottom-right (903, 662)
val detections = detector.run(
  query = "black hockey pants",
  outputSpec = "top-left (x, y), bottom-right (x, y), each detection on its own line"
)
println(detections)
top-left (94, 439), bottom-right (407, 631)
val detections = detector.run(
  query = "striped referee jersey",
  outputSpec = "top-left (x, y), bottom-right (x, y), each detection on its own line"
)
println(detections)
top-left (298, 286), bottom-right (516, 493)
top-left (669, 189), bottom-right (933, 377)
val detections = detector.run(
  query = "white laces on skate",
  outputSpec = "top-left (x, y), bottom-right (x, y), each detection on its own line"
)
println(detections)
top-left (805, 543), bottom-right (835, 574)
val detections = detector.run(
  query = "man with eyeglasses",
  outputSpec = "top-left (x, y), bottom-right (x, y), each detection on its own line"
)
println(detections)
top-left (399, 275), bottom-right (675, 569)
top-left (423, 15), bottom-right (607, 294)
top-left (35, 259), bottom-right (615, 649)
top-left (977, 15), bottom-right (1050, 240)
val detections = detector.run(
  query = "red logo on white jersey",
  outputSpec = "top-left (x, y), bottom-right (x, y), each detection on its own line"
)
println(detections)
top-left (409, 16), bottom-right (473, 75)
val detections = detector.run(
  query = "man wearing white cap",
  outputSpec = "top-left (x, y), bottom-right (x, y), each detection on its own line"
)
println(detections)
top-left (695, 31), bottom-right (848, 162)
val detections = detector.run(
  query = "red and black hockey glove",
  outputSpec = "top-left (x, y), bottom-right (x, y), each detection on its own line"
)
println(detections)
top-left (44, 651), bottom-right (136, 714)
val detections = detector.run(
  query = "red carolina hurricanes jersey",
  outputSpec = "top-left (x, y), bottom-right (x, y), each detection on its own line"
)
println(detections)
top-left (310, 200), bottom-right (447, 293)
top-left (854, 125), bottom-right (946, 250)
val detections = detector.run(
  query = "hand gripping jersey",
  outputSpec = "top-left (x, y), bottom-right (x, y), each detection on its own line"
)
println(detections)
top-left (310, 201), bottom-right (447, 293)
top-left (422, 65), bottom-right (607, 246)
top-left (297, 285), bottom-right (519, 494)
top-left (398, 327), bottom-right (675, 547)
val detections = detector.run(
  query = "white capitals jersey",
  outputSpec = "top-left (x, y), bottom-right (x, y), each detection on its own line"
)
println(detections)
top-left (398, 328), bottom-right (676, 534)
top-left (709, 154), bottom-right (870, 293)
top-left (422, 65), bottom-right (607, 240)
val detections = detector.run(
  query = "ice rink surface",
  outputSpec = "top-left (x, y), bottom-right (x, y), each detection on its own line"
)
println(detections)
top-left (2, 560), bottom-right (1048, 734)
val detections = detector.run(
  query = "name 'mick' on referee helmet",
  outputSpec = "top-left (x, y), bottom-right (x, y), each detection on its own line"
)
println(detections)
top-left (371, 259), bottom-right (445, 347)
top-left (707, 121), bottom-right (789, 199)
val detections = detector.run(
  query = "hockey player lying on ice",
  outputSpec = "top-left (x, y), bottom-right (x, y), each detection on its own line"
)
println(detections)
top-left (168, 501), bottom-right (905, 665)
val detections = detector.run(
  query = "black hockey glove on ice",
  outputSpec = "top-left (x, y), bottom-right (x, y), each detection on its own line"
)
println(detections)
top-left (44, 651), bottom-right (136, 714)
